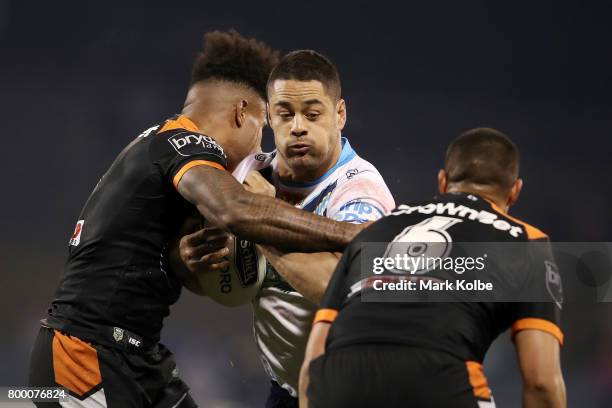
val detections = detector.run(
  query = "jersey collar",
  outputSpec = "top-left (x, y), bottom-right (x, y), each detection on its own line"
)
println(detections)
top-left (277, 137), bottom-right (356, 190)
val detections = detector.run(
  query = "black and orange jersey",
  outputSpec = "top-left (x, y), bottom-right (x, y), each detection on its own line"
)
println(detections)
top-left (316, 192), bottom-right (563, 363)
top-left (45, 115), bottom-right (226, 344)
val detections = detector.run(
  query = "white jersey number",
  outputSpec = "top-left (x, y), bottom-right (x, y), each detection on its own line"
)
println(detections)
top-left (383, 216), bottom-right (462, 275)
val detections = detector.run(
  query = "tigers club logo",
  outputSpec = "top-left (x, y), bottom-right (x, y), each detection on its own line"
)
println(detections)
top-left (545, 260), bottom-right (563, 309)
top-left (113, 327), bottom-right (124, 342)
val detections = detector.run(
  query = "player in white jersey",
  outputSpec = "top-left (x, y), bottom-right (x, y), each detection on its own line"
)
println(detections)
top-left (179, 50), bottom-right (395, 407)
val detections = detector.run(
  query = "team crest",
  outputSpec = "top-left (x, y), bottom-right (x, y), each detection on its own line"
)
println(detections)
top-left (113, 327), bottom-right (124, 342)
top-left (545, 260), bottom-right (563, 309)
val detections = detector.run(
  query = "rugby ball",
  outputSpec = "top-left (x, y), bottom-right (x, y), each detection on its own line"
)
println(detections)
top-left (197, 236), bottom-right (267, 306)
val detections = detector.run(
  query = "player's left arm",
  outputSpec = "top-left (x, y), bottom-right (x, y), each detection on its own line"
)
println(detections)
top-left (169, 226), bottom-right (231, 294)
top-left (260, 172), bottom-right (394, 304)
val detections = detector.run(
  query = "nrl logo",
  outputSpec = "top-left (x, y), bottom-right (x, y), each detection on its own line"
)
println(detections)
top-left (113, 327), bottom-right (124, 342)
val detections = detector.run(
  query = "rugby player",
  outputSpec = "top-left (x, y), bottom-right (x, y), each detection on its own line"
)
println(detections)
top-left (299, 128), bottom-right (566, 408)
top-left (179, 50), bottom-right (395, 407)
top-left (28, 32), bottom-right (364, 408)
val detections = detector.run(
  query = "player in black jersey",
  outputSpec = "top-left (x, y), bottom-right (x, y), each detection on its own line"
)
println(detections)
top-left (299, 128), bottom-right (566, 408)
top-left (28, 31), bottom-right (364, 408)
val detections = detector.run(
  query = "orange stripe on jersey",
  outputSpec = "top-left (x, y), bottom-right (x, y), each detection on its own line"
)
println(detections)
top-left (158, 114), bottom-right (200, 133)
top-left (313, 309), bottom-right (338, 324)
top-left (512, 318), bottom-right (564, 345)
top-left (488, 201), bottom-right (548, 240)
top-left (52, 330), bottom-right (102, 397)
top-left (173, 160), bottom-right (226, 190)
top-left (466, 361), bottom-right (492, 400)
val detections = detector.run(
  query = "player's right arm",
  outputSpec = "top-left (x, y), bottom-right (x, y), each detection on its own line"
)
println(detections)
top-left (151, 123), bottom-right (361, 251)
top-left (515, 330), bottom-right (566, 408)
top-left (177, 165), bottom-right (362, 251)
top-left (512, 236), bottom-right (566, 408)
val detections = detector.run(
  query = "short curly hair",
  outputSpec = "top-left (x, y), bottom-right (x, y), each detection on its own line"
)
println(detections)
top-left (191, 30), bottom-right (280, 100)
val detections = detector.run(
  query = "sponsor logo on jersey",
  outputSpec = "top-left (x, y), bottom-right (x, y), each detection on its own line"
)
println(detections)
top-left (137, 125), bottom-right (160, 138)
top-left (346, 168), bottom-right (359, 179)
top-left (128, 336), bottom-right (141, 347)
top-left (334, 201), bottom-right (384, 223)
top-left (168, 132), bottom-right (226, 158)
top-left (69, 220), bottom-right (85, 246)
top-left (391, 203), bottom-right (524, 237)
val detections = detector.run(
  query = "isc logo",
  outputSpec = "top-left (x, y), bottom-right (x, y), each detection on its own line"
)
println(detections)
top-left (128, 337), bottom-right (141, 347)
top-left (168, 132), bottom-right (225, 157)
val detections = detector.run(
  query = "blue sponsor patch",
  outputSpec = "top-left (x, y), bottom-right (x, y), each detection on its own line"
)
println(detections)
top-left (334, 201), bottom-right (385, 223)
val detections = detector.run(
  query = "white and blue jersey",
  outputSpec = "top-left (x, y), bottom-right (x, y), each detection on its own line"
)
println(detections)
top-left (232, 138), bottom-right (395, 396)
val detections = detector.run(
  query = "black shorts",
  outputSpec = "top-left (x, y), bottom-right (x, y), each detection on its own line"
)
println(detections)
top-left (29, 326), bottom-right (197, 408)
top-left (307, 344), bottom-right (496, 408)
top-left (265, 381), bottom-right (298, 408)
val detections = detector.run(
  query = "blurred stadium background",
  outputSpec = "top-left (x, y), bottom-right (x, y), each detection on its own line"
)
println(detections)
top-left (0, 1), bottom-right (610, 406)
